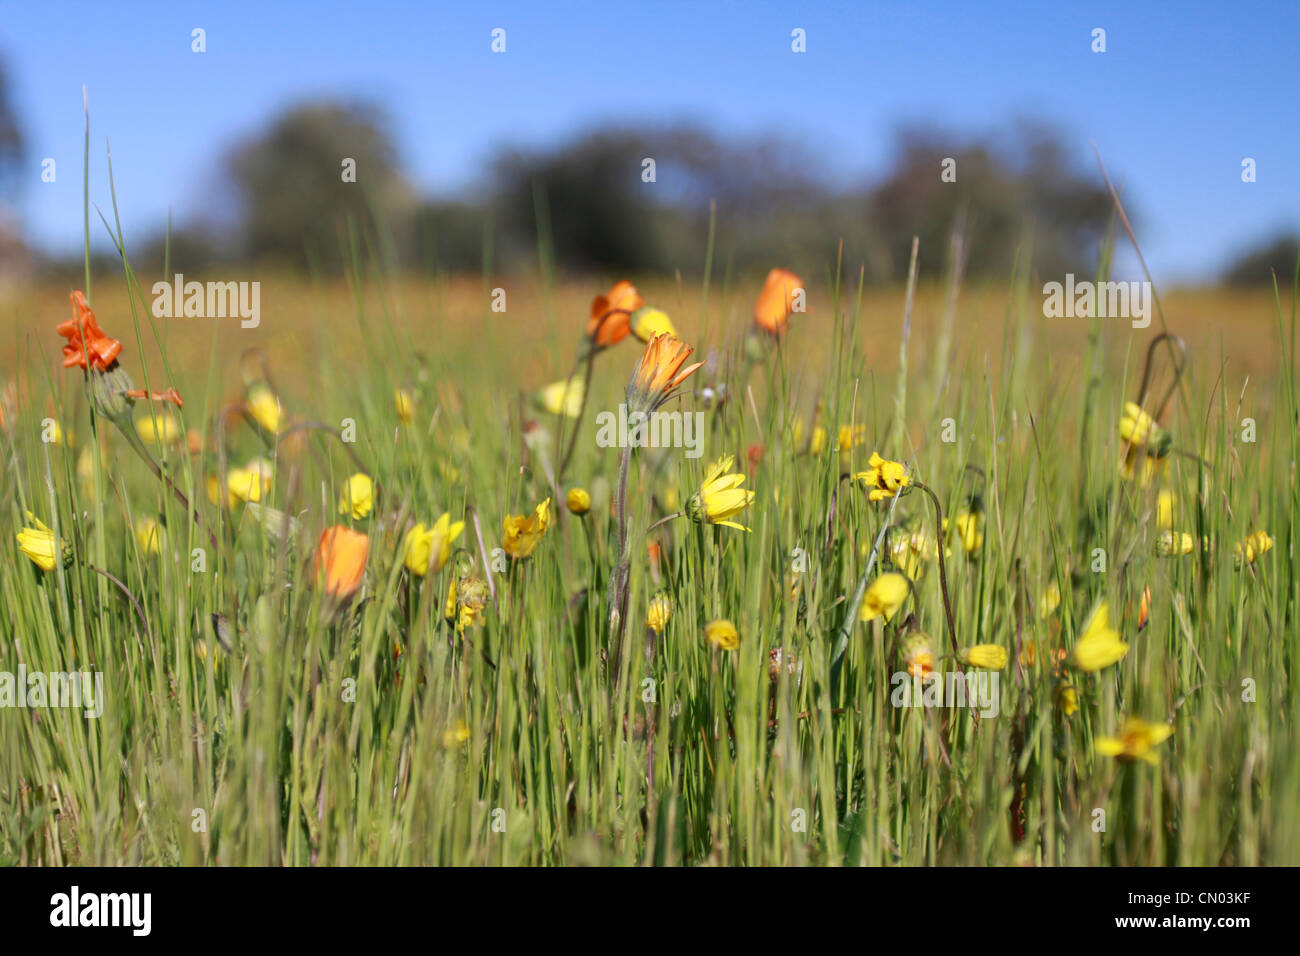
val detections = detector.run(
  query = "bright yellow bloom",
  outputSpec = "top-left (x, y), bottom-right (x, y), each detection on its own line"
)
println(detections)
top-left (246, 384), bottom-right (283, 434)
top-left (630, 306), bottom-right (677, 342)
top-left (1039, 583), bottom-right (1061, 619)
top-left (646, 594), bottom-right (671, 634)
top-left (1095, 717), bottom-right (1173, 765)
top-left (1156, 489), bottom-right (1175, 530)
top-left (338, 473), bottom-right (375, 520)
top-left (855, 452), bottom-right (909, 502)
top-left (566, 487), bottom-right (591, 515)
top-left (860, 572), bottom-right (909, 623)
top-left (1119, 402), bottom-right (1171, 486)
top-left (958, 644), bottom-right (1008, 670)
top-left (686, 455), bottom-right (755, 531)
top-left (1234, 530), bottom-right (1273, 568)
top-left (1055, 683), bottom-right (1079, 716)
top-left (1155, 530), bottom-right (1195, 557)
top-left (945, 509), bottom-right (983, 553)
top-left (135, 411), bottom-right (181, 444)
top-left (442, 720), bottom-right (471, 749)
top-left (403, 512), bottom-right (465, 577)
top-left (705, 618), bottom-right (740, 650)
top-left (135, 517), bottom-right (163, 556)
top-left (1069, 601), bottom-right (1128, 672)
top-left (502, 497), bottom-right (551, 559)
top-left (208, 460), bottom-right (273, 510)
top-left (16, 512), bottom-right (67, 572)
top-left (395, 389), bottom-right (415, 424)
top-left (537, 376), bottom-right (586, 418)
top-left (444, 575), bottom-right (488, 632)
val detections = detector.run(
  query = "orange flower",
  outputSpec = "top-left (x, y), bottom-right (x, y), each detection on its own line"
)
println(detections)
top-left (627, 333), bottom-right (703, 413)
top-left (1137, 585), bottom-right (1152, 631)
top-left (753, 268), bottom-right (804, 335)
top-left (314, 525), bottom-right (369, 601)
top-left (57, 291), bottom-right (122, 371)
top-left (586, 280), bottom-right (644, 348)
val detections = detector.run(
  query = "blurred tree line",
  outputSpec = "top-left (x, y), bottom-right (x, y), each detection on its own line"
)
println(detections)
top-left (19, 92), bottom-right (1295, 285)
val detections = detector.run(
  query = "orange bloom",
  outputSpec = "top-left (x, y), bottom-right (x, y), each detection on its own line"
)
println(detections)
top-left (1137, 585), bottom-right (1152, 631)
top-left (753, 268), bottom-right (804, 335)
top-left (57, 291), bottom-right (122, 372)
top-left (586, 280), bottom-right (644, 348)
top-left (627, 333), bottom-right (703, 413)
top-left (314, 525), bottom-right (369, 601)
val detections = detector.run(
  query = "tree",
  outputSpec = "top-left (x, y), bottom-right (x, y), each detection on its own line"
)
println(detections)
top-left (1224, 235), bottom-right (1300, 286)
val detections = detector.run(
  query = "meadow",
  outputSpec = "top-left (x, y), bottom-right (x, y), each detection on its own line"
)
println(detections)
top-left (1, 230), bottom-right (1297, 865)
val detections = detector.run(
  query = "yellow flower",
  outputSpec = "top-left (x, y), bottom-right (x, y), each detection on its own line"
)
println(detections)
top-left (135, 411), bottom-right (181, 444)
top-left (890, 527), bottom-right (938, 581)
top-left (566, 487), bottom-right (591, 515)
top-left (537, 377), bottom-right (586, 418)
top-left (1095, 717), bottom-right (1173, 765)
top-left (210, 459), bottom-right (274, 509)
top-left (1234, 530), bottom-right (1273, 568)
top-left (1119, 403), bottom-right (1171, 486)
top-left (246, 384), bottom-right (283, 434)
top-left (860, 572), bottom-right (909, 623)
top-left (855, 452), bottom-right (909, 501)
top-left (403, 512), bottom-right (465, 577)
top-left (1155, 530), bottom-right (1195, 557)
top-left (686, 455), bottom-right (755, 531)
top-left (958, 644), bottom-right (1008, 670)
top-left (704, 618), bottom-right (740, 650)
top-left (135, 517), bottom-right (163, 556)
top-left (836, 424), bottom-right (866, 453)
top-left (16, 512), bottom-right (68, 572)
top-left (1120, 402), bottom-right (1165, 447)
top-left (945, 509), bottom-right (983, 554)
top-left (809, 425), bottom-right (828, 455)
top-left (1069, 601), bottom-right (1128, 672)
top-left (444, 575), bottom-right (488, 632)
top-left (1156, 489), bottom-right (1175, 530)
top-left (442, 719), bottom-right (471, 749)
top-left (395, 389), bottom-right (415, 424)
top-left (1039, 582), bottom-right (1061, 619)
top-left (630, 306), bottom-right (677, 342)
top-left (502, 497), bottom-right (551, 559)
top-left (338, 473), bottom-right (375, 520)
top-left (902, 632), bottom-right (934, 678)
top-left (1055, 683), bottom-right (1079, 716)
top-left (646, 594), bottom-right (671, 634)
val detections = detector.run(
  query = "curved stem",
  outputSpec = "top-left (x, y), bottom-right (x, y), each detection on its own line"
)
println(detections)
top-left (913, 481), bottom-right (958, 655)
top-left (645, 511), bottom-right (684, 536)
top-left (556, 347), bottom-right (596, 484)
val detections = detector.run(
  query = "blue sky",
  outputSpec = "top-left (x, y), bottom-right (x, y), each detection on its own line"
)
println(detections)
top-left (3, 0), bottom-right (1297, 280)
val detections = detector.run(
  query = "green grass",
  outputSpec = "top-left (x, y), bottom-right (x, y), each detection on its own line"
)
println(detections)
top-left (1, 151), bottom-right (1297, 865)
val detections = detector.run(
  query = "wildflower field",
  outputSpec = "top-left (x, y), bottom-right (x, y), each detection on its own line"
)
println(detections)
top-left (1, 216), bottom-right (1298, 866)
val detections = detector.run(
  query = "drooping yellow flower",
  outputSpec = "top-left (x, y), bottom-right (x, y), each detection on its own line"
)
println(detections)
top-left (246, 383), bottom-right (283, 434)
top-left (855, 452), bottom-right (909, 502)
top-left (1039, 582), bottom-right (1061, 619)
top-left (566, 487), bottom-right (591, 515)
top-left (958, 644), bottom-right (1008, 670)
top-left (16, 512), bottom-right (68, 572)
top-left (890, 527), bottom-right (938, 581)
top-left (1155, 489), bottom-right (1175, 530)
top-left (1055, 683), bottom-right (1079, 716)
top-left (338, 473), bottom-right (375, 520)
top-left (403, 512), bottom-right (465, 577)
top-left (1119, 402), bottom-right (1164, 447)
top-left (704, 618), bottom-right (740, 650)
top-left (1119, 402), bottom-right (1171, 486)
top-left (1095, 717), bottom-right (1173, 765)
top-left (629, 306), bottom-right (677, 342)
top-left (646, 594), bottom-right (671, 634)
top-left (686, 455), bottom-right (755, 531)
top-left (502, 497), bottom-right (551, 559)
top-left (395, 389), bottom-right (415, 424)
top-left (135, 517), bottom-right (163, 556)
top-left (1069, 601), bottom-right (1128, 672)
top-left (1154, 530), bottom-right (1195, 557)
top-left (1234, 530), bottom-right (1273, 568)
top-left (860, 572), bottom-right (909, 623)
top-left (536, 377), bottom-right (586, 418)
top-left (945, 509), bottom-right (983, 554)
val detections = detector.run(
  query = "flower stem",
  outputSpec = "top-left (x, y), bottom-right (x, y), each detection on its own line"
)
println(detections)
top-left (914, 480), bottom-right (958, 655)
